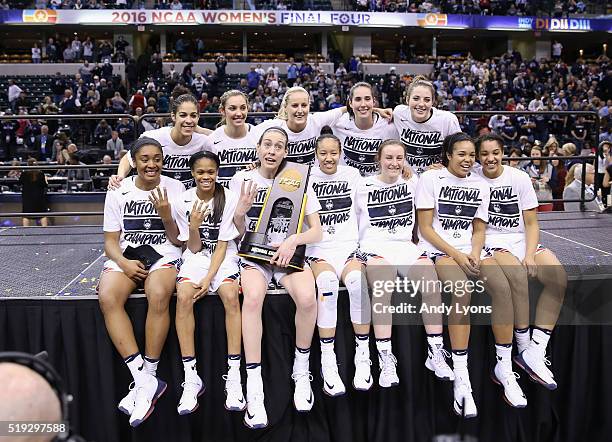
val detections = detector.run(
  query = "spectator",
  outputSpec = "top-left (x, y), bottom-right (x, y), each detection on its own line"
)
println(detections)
top-left (18, 158), bottom-right (49, 227)
top-left (106, 130), bottom-right (124, 159)
top-left (111, 91), bottom-right (128, 113)
top-left (101, 59), bottom-right (113, 80)
top-left (562, 142), bottom-right (579, 168)
top-left (597, 140), bottom-right (612, 206)
top-left (192, 72), bottom-right (208, 95)
top-left (149, 53), bottom-right (163, 79)
top-left (71, 35), bottom-right (82, 61)
top-left (247, 66), bottom-right (261, 91)
top-left (82, 37), bottom-right (94, 62)
top-left (31, 43), bottom-right (42, 64)
top-left (57, 152), bottom-right (91, 182)
top-left (7, 80), bottom-right (23, 111)
top-left (170, 0), bottom-right (183, 9)
top-left (115, 117), bottom-right (135, 143)
top-left (62, 45), bottom-right (75, 63)
top-left (563, 163), bottom-right (598, 211)
top-left (198, 92), bottom-right (209, 113)
top-left (94, 119), bottom-right (112, 145)
top-left (215, 55), bottom-right (227, 80)
top-left (79, 60), bottom-right (93, 83)
top-left (287, 59), bottom-right (298, 87)
top-left (115, 36), bottom-right (130, 60)
top-left (552, 40), bottom-right (563, 60)
top-left (46, 37), bottom-right (58, 63)
top-left (525, 146), bottom-right (556, 211)
top-left (129, 89), bottom-right (146, 113)
top-left (550, 154), bottom-right (567, 211)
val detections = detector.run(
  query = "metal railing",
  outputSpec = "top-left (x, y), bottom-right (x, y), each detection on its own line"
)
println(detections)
top-left (0, 110), bottom-right (605, 219)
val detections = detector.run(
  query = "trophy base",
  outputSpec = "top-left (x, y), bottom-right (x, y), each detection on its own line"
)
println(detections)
top-left (238, 232), bottom-right (306, 271)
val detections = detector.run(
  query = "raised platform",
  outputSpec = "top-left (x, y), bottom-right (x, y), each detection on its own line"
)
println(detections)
top-left (0, 212), bottom-right (611, 442)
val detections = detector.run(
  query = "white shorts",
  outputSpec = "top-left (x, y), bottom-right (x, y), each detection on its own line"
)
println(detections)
top-left (360, 241), bottom-right (426, 269)
top-left (486, 236), bottom-right (546, 262)
top-left (102, 255), bottom-right (182, 274)
top-left (306, 246), bottom-right (363, 278)
top-left (238, 258), bottom-right (293, 285)
top-left (423, 247), bottom-right (493, 263)
top-left (177, 251), bottom-right (240, 292)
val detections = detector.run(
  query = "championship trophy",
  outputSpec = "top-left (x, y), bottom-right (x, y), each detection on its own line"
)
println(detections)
top-left (238, 161), bottom-right (311, 271)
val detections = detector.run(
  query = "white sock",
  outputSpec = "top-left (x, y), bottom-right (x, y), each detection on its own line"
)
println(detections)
top-left (427, 334), bottom-right (444, 353)
top-left (376, 339), bottom-right (392, 356)
top-left (126, 354), bottom-right (148, 385)
top-left (182, 357), bottom-right (197, 378)
top-left (246, 365), bottom-right (263, 398)
top-left (293, 347), bottom-right (310, 373)
top-left (495, 344), bottom-right (513, 370)
top-left (320, 337), bottom-right (335, 355)
top-left (143, 356), bottom-right (159, 377)
top-left (452, 351), bottom-right (468, 374)
top-left (514, 328), bottom-right (531, 354)
top-left (531, 328), bottom-right (551, 352)
top-left (355, 334), bottom-right (370, 350)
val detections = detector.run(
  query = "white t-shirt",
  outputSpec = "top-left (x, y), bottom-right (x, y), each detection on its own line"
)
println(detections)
top-left (175, 186), bottom-right (240, 257)
top-left (332, 113), bottom-right (399, 176)
top-left (355, 175), bottom-right (418, 245)
top-left (477, 165), bottom-right (538, 243)
top-left (130, 126), bottom-right (214, 188)
top-left (209, 124), bottom-right (259, 188)
top-left (256, 108), bottom-right (345, 165)
top-left (307, 165), bottom-right (360, 251)
top-left (229, 168), bottom-right (321, 244)
top-left (393, 106), bottom-right (461, 175)
top-left (415, 168), bottom-right (490, 252)
top-left (103, 175), bottom-right (185, 258)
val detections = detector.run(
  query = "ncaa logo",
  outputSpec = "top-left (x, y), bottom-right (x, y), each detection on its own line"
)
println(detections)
top-left (453, 231), bottom-right (461, 239)
top-left (327, 225), bottom-right (335, 235)
top-left (143, 219), bottom-right (152, 230)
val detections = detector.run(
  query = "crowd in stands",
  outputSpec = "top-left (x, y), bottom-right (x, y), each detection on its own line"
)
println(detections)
top-left (1, 47), bottom-right (610, 204)
top-left (354, 0), bottom-right (596, 16)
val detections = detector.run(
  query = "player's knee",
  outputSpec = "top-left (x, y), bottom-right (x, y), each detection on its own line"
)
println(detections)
top-left (146, 289), bottom-right (172, 314)
top-left (242, 289), bottom-right (265, 313)
top-left (220, 286), bottom-right (241, 313)
top-left (98, 289), bottom-right (123, 315)
top-left (344, 270), bottom-right (371, 324)
top-left (175, 284), bottom-right (194, 311)
top-left (315, 271), bottom-right (339, 328)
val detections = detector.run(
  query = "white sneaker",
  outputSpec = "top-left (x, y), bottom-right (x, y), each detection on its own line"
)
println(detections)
top-left (118, 382), bottom-right (136, 416)
top-left (129, 375), bottom-right (167, 427)
top-left (321, 351), bottom-right (346, 397)
top-left (353, 346), bottom-right (373, 391)
top-left (425, 346), bottom-right (455, 381)
top-left (452, 371), bottom-right (477, 418)
top-left (292, 370), bottom-right (314, 412)
top-left (514, 346), bottom-right (557, 390)
top-left (492, 362), bottom-right (527, 408)
top-left (244, 392), bottom-right (268, 429)
top-left (378, 351), bottom-right (399, 388)
top-left (223, 367), bottom-right (246, 411)
top-left (177, 373), bottom-right (205, 415)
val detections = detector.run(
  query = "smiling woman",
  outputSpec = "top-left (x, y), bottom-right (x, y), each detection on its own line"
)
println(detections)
top-left (110, 91), bottom-right (216, 190)
top-left (229, 126), bottom-right (323, 429)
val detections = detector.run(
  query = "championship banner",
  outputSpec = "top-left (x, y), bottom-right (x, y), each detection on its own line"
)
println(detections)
top-left (0, 10), bottom-right (610, 32)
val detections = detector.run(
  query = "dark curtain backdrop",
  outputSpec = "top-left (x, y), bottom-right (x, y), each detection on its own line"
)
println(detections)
top-left (1, 296), bottom-right (610, 442)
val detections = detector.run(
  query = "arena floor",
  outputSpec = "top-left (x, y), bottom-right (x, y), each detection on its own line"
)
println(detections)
top-left (0, 211), bottom-right (610, 300)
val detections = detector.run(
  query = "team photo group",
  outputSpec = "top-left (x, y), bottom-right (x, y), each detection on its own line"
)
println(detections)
top-left (99, 76), bottom-right (566, 430)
